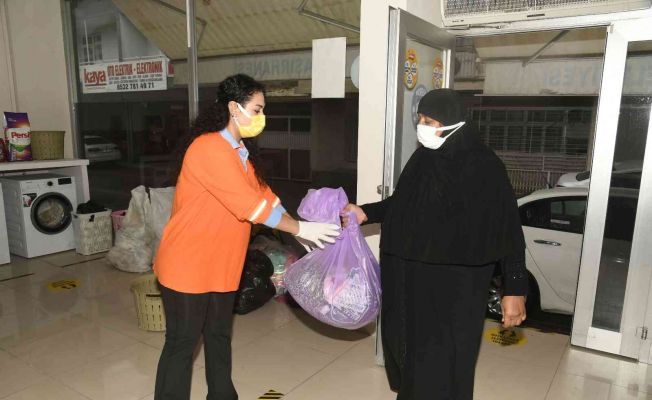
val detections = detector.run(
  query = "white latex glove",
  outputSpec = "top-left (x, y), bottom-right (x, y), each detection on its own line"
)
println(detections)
top-left (295, 221), bottom-right (340, 249)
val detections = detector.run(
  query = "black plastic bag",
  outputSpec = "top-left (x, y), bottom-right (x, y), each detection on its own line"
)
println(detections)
top-left (234, 250), bottom-right (276, 315)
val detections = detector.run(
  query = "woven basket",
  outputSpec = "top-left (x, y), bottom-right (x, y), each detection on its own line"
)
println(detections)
top-left (131, 275), bottom-right (166, 331)
top-left (72, 210), bottom-right (113, 255)
top-left (31, 131), bottom-right (65, 160)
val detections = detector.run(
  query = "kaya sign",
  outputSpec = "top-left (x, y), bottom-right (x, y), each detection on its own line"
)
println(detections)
top-left (80, 57), bottom-right (169, 94)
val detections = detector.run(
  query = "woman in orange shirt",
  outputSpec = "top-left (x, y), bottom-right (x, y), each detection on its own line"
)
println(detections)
top-left (153, 74), bottom-right (339, 400)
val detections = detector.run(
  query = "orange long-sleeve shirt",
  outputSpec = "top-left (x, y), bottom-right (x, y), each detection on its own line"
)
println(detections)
top-left (154, 132), bottom-right (280, 293)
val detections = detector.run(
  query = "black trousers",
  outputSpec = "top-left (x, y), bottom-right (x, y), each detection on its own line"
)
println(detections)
top-left (381, 254), bottom-right (494, 400)
top-left (154, 285), bottom-right (237, 400)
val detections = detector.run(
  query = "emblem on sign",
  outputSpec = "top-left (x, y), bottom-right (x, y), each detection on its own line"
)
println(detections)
top-left (404, 48), bottom-right (418, 90)
top-left (433, 58), bottom-right (444, 89)
top-left (411, 85), bottom-right (428, 129)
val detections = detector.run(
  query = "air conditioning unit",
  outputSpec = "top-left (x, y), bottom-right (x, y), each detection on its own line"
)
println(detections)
top-left (442, 0), bottom-right (652, 27)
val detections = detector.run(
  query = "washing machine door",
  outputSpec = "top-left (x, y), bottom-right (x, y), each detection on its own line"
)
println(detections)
top-left (30, 193), bottom-right (74, 234)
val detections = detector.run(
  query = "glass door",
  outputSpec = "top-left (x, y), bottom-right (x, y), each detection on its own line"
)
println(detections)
top-left (382, 9), bottom-right (456, 196)
top-left (376, 8), bottom-right (456, 364)
top-left (572, 18), bottom-right (652, 360)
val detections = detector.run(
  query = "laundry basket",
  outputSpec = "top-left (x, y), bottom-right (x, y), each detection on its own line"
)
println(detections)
top-left (131, 274), bottom-right (166, 331)
top-left (30, 131), bottom-right (65, 160)
top-left (72, 210), bottom-right (113, 255)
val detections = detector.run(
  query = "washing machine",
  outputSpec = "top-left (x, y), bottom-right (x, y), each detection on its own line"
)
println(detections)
top-left (0, 174), bottom-right (78, 258)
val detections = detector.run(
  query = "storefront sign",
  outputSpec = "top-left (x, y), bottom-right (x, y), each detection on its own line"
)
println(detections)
top-left (235, 53), bottom-right (312, 81)
top-left (484, 55), bottom-right (652, 96)
top-left (173, 47), bottom-right (360, 87)
top-left (80, 57), bottom-right (168, 94)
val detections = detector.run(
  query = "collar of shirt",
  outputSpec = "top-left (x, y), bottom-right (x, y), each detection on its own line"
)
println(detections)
top-left (219, 129), bottom-right (249, 171)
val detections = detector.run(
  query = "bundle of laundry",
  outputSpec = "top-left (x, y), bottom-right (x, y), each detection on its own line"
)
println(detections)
top-left (249, 234), bottom-right (301, 296)
top-left (106, 186), bottom-right (174, 273)
top-left (285, 187), bottom-right (381, 330)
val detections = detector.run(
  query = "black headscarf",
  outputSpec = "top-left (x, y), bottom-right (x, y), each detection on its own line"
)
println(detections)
top-left (380, 89), bottom-right (525, 266)
top-left (417, 88), bottom-right (465, 127)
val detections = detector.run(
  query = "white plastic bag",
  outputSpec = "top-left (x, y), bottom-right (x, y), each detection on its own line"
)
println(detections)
top-left (148, 187), bottom-right (175, 257)
top-left (106, 186), bottom-right (175, 272)
top-left (106, 186), bottom-right (153, 273)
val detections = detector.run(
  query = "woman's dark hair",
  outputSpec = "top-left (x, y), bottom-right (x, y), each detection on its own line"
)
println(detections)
top-left (171, 74), bottom-right (267, 186)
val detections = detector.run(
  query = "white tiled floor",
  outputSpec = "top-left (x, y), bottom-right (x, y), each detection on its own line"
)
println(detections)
top-left (0, 252), bottom-right (650, 399)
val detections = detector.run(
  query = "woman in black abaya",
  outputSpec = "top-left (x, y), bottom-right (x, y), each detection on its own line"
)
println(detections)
top-left (344, 89), bottom-right (528, 400)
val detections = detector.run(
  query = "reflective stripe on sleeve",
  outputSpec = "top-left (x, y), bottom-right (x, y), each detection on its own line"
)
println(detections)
top-left (249, 199), bottom-right (268, 222)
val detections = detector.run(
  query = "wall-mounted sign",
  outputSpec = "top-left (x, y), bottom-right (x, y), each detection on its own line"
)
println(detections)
top-left (173, 47), bottom-right (360, 88)
top-left (404, 48), bottom-right (418, 90)
top-left (433, 58), bottom-right (444, 89)
top-left (80, 57), bottom-right (168, 94)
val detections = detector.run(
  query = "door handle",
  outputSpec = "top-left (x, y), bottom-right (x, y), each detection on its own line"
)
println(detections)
top-left (534, 239), bottom-right (562, 246)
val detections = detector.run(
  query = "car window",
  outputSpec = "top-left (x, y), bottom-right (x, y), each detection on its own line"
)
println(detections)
top-left (576, 171), bottom-right (591, 181)
top-left (520, 196), bottom-right (587, 234)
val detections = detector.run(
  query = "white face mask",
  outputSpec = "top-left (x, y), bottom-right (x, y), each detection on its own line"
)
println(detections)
top-left (416, 121), bottom-right (466, 150)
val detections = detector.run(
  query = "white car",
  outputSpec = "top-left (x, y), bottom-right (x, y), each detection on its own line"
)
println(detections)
top-left (556, 170), bottom-right (591, 187)
top-left (84, 135), bottom-right (122, 163)
top-left (556, 159), bottom-right (642, 188)
top-left (487, 186), bottom-right (636, 319)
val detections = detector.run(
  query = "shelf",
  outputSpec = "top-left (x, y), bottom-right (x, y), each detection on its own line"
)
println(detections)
top-left (0, 159), bottom-right (89, 172)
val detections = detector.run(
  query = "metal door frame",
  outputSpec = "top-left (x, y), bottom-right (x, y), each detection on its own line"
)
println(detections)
top-left (572, 17), bottom-right (652, 360)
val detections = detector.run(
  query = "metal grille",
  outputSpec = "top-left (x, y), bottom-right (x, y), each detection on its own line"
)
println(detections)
top-left (470, 106), bottom-right (592, 195)
top-left (507, 169), bottom-right (567, 197)
top-left (444, 0), bottom-right (630, 17)
top-left (499, 152), bottom-right (587, 171)
top-left (471, 106), bottom-right (593, 156)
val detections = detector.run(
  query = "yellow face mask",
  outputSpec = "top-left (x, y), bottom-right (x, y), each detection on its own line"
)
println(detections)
top-left (236, 103), bottom-right (266, 138)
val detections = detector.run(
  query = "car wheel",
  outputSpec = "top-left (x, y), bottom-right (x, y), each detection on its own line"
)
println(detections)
top-left (487, 273), bottom-right (540, 320)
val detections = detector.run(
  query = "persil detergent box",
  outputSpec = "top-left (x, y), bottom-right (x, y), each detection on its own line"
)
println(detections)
top-left (2, 112), bottom-right (32, 161)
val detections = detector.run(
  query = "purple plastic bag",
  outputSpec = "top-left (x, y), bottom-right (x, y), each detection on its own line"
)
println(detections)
top-left (285, 187), bottom-right (381, 330)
